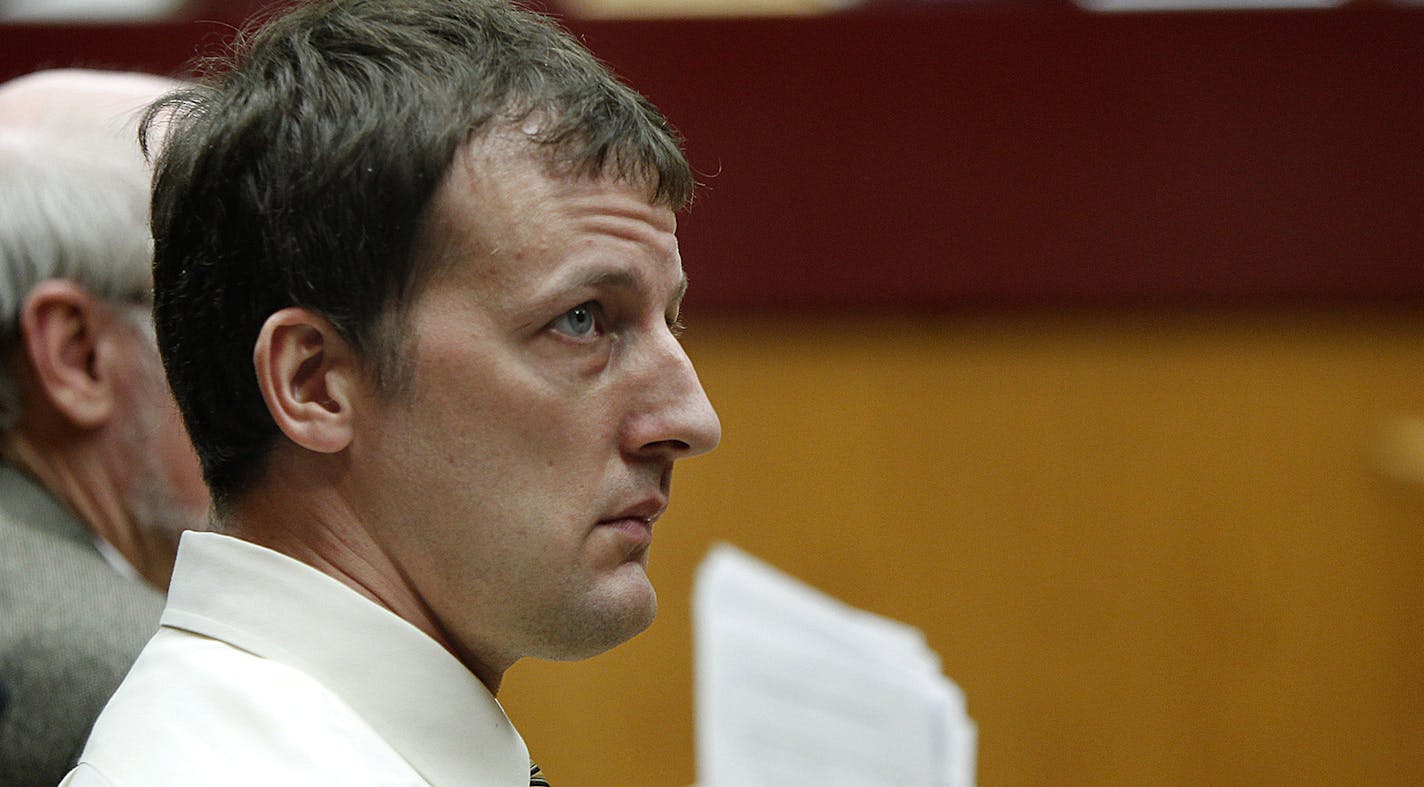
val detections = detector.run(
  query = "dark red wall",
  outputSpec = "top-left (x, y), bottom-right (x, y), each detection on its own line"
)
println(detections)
top-left (4, 8), bottom-right (1421, 311)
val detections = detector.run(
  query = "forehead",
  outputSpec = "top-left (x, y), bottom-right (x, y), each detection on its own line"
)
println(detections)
top-left (0, 69), bottom-right (178, 138)
top-left (413, 133), bottom-right (680, 286)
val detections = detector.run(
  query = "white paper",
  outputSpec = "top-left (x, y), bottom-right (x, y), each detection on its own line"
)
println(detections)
top-left (694, 543), bottom-right (976, 787)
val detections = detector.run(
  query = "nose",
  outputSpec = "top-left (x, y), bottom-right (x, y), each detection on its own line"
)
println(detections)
top-left (623, 334), bottom-right (721, 462)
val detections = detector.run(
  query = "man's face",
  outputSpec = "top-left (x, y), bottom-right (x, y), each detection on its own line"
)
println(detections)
top-left (110, 308), bottom-right (210, 553)
top-left (348, 139), bottom-right (721, 681)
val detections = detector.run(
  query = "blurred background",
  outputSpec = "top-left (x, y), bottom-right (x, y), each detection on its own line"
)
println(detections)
top-left (4, 1), bottom-right (1421, 784)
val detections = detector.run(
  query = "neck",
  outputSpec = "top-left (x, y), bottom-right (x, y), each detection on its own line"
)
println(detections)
top-left (1, 426), bottom-right (175, 589)
top-left (230, 450), bottom-right (508, 693)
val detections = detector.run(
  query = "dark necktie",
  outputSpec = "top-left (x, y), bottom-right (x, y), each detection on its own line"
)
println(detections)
top-left (529, 761), bottom-right (550, 786)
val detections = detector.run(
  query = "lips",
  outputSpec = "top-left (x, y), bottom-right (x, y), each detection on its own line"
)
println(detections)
top-left (596, 497), bottom-right (666, 545)
top-left (600, 497), bottom-right (667, 528)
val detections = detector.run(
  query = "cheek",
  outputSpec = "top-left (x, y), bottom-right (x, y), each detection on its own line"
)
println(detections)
top-left (415, 343), bottom-right (597, 465)
top-left (395, 330), bottom-right (625, 533)
top-left (154, 412), bottom-right (208, 509)
top-left (123, 349), bottom-right (210, 509)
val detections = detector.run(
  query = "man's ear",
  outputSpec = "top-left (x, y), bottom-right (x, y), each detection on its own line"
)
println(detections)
top-left (253, 308), bottom-right (360, 454)
top-left (17, 280), bottom-right (118, 430)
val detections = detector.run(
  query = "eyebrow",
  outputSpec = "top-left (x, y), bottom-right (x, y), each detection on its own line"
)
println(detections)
top-left (568, 268), bottom-right (689, 306)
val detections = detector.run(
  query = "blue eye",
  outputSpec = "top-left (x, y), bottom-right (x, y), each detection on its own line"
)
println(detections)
top-left (551, 302), bottom-right (603, 339)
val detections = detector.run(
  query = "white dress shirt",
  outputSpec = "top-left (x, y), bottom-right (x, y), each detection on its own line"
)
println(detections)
top-left (62, 531), bottom-right (531, 786)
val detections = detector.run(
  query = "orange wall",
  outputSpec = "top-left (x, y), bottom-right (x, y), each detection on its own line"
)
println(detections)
top-left (502, 310), bottom-right (1424, 785)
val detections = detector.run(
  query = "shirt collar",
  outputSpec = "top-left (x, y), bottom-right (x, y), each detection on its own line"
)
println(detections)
top-left (93, 533), bottom-right (142, 579)
top-left (161, 531), bottom-right (530, 786)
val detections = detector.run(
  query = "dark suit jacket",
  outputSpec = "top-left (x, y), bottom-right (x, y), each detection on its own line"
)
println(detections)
top-left (0, 463), bottom-right (164, 787)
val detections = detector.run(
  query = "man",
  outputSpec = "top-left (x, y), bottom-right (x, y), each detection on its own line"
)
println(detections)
top-left (65, 0), bottom-right (721, 784)
top-left (0, 70), bottom-right (210, 786)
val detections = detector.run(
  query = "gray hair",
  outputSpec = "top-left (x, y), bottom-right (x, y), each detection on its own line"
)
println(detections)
top-left (0, 131), bottom-right (154, 431)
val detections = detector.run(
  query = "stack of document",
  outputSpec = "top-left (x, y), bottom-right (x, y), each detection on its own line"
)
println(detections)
top-left (693, 544), bottom-right (976, 787)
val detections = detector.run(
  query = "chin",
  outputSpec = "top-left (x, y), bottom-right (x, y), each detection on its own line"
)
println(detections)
top-left (540, 582), bottom-right (657, 662)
